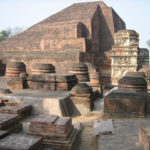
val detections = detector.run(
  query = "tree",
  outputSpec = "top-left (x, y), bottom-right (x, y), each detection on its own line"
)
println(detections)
top-left (0, 27), bottom-right (25, 42)
top-left (0, 30), bottom-right (11, 42)
top-left (147, 40), bottom-right (150, 48)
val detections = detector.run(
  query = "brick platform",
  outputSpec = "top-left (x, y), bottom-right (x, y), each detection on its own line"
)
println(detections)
top-left (0, 113), bottom-right (22, 132)
top-left (0, 103), bottom-right (32, 118)
top-left (28, 115), bottom-right (80, 150)
top-left (7, 73), bottom-right (78, 91)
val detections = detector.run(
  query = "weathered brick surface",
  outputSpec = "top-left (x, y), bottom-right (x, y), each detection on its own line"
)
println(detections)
top-left (0, 103), bottom-right (32, 119)
top-left (6, 62), bottom-right (26, 78)
top-left (104, 90), bottom-right (146, 117)
top-left (0, 50), bottom-right (81, 74)
top-left (118, 75), bottom-right (147, 92)
top-left (7, 73), bottom-right (78, 91)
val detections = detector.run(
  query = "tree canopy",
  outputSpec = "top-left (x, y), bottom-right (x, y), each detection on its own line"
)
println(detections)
top-left (0, 30), bottom-right (11, 42)
top-left (0, 27), bottom-right (25, 42)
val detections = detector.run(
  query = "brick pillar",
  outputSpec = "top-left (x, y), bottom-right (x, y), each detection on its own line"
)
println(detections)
top-left (111, 30), bottom-right (139, 85)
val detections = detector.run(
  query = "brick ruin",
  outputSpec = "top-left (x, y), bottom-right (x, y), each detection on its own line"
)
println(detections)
top-left (0, 1), bottom-right (150, 149)
top-left (0, 1), bottom-right (126, 85)
top-left (111, 30), bottom-right (149, 86)
top-left (111, 30), bottom-right (139, 85)
top-left (5, 61), bottom-right (102, 116)
top-left (0, 100), bottom-right (81, 150)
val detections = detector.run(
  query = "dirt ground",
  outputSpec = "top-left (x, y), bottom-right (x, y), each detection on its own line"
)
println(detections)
top-left (73, 114), bottom-right (103, 150)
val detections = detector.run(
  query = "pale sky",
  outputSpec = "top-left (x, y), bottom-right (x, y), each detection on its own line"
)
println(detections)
top-left (0, 0), bottom-right (149, 48)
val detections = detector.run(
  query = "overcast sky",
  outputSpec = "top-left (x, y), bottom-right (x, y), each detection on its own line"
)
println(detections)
top-left (0, 0), bottom-right (149, 48)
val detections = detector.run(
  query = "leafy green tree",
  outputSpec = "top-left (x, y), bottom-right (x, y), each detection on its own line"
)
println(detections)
top-left (0, 30), bottom-right (11, 42)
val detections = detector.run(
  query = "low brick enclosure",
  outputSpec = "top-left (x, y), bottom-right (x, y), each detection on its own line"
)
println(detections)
top-left (7, 73), bottom-right (78, 91)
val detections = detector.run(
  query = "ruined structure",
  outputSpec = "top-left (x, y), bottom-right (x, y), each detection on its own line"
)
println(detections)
top-left (104, 72), bottom-right (150, 117)
top-left (111, 30), bottom-right (139, 85)
top-left (111, 30), bottom-right (149, 86)
top-left (0, 1), bottom-right (126, 85)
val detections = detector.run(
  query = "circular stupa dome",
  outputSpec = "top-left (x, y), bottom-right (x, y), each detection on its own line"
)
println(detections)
top-left (71, 83), bottom-right (92, 96)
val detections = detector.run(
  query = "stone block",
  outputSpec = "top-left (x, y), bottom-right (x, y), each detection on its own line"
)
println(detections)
top-left (0, 113), bottom-right (22, 133)
top-left (0, 103), bottom-right (32, 119)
